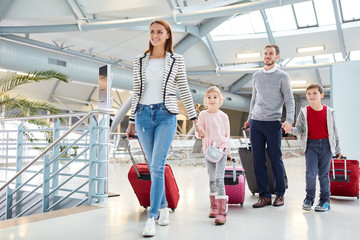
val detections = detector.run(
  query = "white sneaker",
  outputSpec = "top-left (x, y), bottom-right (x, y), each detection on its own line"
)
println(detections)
top-left (158, 208), bottom-right (170, 226)
top-left (142, 217), bottom-right (155, 237)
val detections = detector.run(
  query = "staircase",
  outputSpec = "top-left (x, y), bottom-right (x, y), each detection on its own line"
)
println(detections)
top-left (0, 109), bottom-right (111, 220)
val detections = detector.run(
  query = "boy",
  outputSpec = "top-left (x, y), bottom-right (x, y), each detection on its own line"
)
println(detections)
top-left (291, 83), bottom-right (342, 211)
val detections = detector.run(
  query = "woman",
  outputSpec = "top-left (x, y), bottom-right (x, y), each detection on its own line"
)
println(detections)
top-left (126, 20), bottom-right (204, 237)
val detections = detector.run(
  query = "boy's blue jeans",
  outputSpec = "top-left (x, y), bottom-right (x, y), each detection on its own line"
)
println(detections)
top-left (305, 139), bottom-right (332, 201)
top-left (135, 103), bottom-right (177, 219)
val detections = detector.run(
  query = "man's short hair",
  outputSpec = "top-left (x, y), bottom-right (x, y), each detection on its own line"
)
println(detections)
top-left (265, 44), bottom-right (280, 55)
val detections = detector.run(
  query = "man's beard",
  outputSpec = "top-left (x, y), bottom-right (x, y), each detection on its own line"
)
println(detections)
top-left (264, 59), bottom-right (275, 66)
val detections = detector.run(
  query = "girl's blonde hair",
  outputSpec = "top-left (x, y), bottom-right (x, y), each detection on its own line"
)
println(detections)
top-left (203, 86), bottom-right (224, 108)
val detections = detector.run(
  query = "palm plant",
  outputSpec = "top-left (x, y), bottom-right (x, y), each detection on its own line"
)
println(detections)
top-left (0, 70), bottom-right (69, 118)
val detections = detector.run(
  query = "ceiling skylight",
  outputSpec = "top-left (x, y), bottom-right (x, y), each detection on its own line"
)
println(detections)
top-left (339, 0), bottom-right (360, 22)
top-left (293, 1), bottom-right (318, 28)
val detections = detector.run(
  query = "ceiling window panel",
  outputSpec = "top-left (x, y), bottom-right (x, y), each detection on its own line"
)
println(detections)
top-left (314, 54), bottom-right (335, 64)
top-left (350, 50), bottom-right (360, 60)
top-left (249, 11), bottom-right (266, 33)
top-left (293, 1), bottom-right (318, 28)
top-left (231, 14), bottom-right (256, 35)
top-left (210, 11), bottom-right (265, 40)
top-left (265, 5), bottom-right (297, 32)
top-left (287, 56), bottom-right (314, 66)
top-left (211, 21), bottom-right (233, 37)
top-left (339, 0), bottom-right (360, 22)
top-left (334, 52), bottom-right (345, 62)
top-left (313, 0), bottom-right (336, 26)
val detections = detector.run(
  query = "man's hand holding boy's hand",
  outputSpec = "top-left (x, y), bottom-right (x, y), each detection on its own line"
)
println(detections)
top-left (282, 122), bottom-right (292, 134)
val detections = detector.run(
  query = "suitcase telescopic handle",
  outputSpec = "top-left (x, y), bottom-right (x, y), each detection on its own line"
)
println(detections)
top-left (331, 156), bottom-right (347, 180)
top-left (231, 157), bottom-right (237, 182)
top-left (122, 135), bottom-right (150, 176)
top-left (241, 127), bottom-right (250, 150)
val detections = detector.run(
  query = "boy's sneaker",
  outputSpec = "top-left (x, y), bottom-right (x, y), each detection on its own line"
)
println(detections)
top-left (302, 198), bottom-right (314, 211)
top-left (314, 199), bottom-right (331, 212)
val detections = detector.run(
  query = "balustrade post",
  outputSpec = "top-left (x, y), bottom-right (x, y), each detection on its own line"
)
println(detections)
top-left (15, 123), bottom-right (24, 188)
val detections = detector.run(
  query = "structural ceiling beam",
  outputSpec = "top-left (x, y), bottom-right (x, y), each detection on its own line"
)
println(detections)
top-left (331, 0), bottom-right (349, 60)
top-left (0, 0), bottom-right (309, 34)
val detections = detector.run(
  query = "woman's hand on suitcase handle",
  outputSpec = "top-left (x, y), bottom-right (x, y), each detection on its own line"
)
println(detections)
top-left (126, 123), bottom-right (136, 140)
top-left (334, 153), bottom-right (344, 159)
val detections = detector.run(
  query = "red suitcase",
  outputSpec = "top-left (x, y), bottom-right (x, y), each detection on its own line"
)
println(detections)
top-left (329, 157), bottom-right (359, 199)
top-left (125, 136), bottom-right (180, 210)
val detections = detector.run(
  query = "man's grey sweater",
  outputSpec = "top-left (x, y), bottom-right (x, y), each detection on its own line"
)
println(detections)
top-left (248, 68), bottom-right (295, 124)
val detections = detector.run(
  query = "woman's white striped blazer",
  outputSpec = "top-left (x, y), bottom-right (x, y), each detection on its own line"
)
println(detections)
top-left (129, 51), bottom-right (197, 123)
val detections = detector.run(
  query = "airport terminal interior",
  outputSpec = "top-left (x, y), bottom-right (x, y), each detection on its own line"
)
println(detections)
top-left (1, 0), bottom-right (360, 239)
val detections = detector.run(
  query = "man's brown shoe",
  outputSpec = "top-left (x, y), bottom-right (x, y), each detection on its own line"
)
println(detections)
top-left (252, 197), bottom-right (272, 208)
top-left (273, 196), bottom-right (284, 207)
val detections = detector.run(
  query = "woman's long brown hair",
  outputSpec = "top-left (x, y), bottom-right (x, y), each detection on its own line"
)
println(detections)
top-left (144, 20), bottom-right (174, 54)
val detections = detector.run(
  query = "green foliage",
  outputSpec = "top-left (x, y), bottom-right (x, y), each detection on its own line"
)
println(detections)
top-left (0, 70), bottom-right (69, 118)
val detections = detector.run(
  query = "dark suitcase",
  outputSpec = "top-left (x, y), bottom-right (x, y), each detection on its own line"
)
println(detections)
top-left (224, 158), bottom-right (246, 205)
top-left (329, 157), bottom-right (359, 199)
top-left (239, 128), bottom-right (288, 195)
top-left (125, 136), bottom-right (180, 210)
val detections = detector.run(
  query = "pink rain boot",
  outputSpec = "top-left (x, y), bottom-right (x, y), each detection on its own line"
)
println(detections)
top-left (209, 193), bottom-right (217, 218)
top-left (214, 196), bottom-right (228, 225)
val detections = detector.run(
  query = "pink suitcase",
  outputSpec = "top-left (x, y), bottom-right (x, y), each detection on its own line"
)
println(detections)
top-left (225, 158), bottom-right (246, 205)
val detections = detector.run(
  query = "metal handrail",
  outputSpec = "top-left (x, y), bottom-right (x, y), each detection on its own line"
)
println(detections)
top-left (0, 112), bottom-right (90, 122)
top-left (0, 109), bottom-right (112, 192)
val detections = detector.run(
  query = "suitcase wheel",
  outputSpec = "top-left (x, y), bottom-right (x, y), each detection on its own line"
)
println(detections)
top-left (171, 208), bottom-right (176, 211)
top-left (251, 192), bottom-right (255, 195)
top-left (143, 206), bottom-right (148, 209)
top-left (357, 196), bottom-right (359, 199)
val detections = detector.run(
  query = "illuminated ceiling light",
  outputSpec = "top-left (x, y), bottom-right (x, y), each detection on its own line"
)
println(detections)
top-left (236, 52), bottom-right (261, 59)
top-left (292, 88), bottom-right (307, 92)
top-left (297, 45), bottom-right (325, 53)
top-left (291, 79), bottom-right (308, 85)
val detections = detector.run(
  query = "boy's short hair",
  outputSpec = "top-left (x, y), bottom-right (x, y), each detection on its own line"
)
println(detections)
top-left (265, 44), bottom-right (280, 55)
top-left (306, 83), bottom-right (324, 94)
top-left (204, 86), bottom-right (224, 108)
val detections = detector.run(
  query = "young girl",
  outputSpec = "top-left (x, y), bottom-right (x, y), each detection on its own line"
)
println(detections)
top-left (196, 86), bottom-right (231, 225)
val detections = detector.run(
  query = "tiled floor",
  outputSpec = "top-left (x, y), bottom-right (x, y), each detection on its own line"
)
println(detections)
top-left (0, 156), bottom-right (359, 240)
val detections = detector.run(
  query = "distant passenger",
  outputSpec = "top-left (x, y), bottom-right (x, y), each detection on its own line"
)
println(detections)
top-left (196, 86), bottom-right (231, 225)
top-left (244, 44), bottom-right (295, 208)
top-left (291, 83), bottom-right (342, 212)
top-left (126, 19), bottom-right (205, 237)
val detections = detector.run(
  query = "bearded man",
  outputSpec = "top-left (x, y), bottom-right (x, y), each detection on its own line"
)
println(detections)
top-left (244, 44), bottom-right (295, 208)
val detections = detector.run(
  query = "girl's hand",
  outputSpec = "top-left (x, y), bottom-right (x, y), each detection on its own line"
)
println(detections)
top-left (196, 125), bottom-right (205, 138)
top-left (227, 154), bottom-right (232, 161)
top-left (126, 123), bottom-right (136, 139)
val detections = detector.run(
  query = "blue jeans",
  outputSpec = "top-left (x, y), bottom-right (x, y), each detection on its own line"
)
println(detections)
top-left (205, 154), bottom-right (227, 196)
top-left (304, 139), bottom-right (332, 201)
top-left (135, 103), bottom-right (177, 219)
top-left (250, 119), bottom-right (285, 198)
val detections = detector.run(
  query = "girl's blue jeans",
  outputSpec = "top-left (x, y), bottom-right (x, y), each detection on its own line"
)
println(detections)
top-left (304, 139), bottom-right (332, 201)
top-left (205, 154), bottom-right (227, 196)
top-left (135, 103), bottom-right (177, 219)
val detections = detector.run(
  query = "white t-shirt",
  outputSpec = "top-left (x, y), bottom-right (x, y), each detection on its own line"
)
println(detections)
top-left (139, 59), bottom-right (164, 105)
